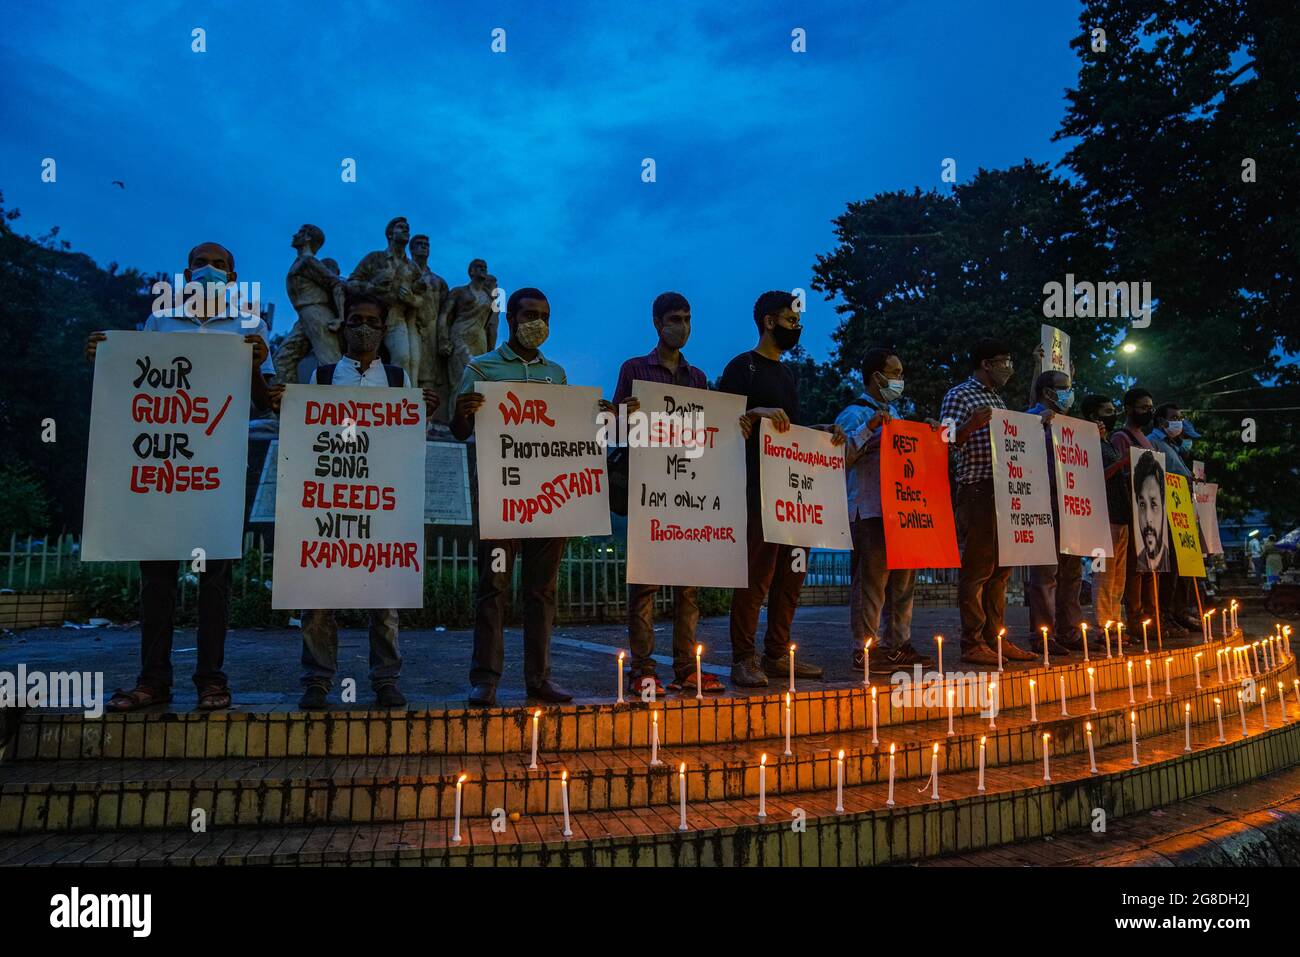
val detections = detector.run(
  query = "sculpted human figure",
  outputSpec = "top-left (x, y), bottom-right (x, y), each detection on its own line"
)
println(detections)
top-left (273, 224), bottom-right (346, 383)
top-left (348, 216), bottom-right (425, 386)
top-left (438, 258), bottom-right (499, 395)
top-left (409, 233), bottom-right (451, 419)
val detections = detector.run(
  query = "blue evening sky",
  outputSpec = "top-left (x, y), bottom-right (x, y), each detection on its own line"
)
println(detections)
top-left (1, 0), bottom-right (1084, 389)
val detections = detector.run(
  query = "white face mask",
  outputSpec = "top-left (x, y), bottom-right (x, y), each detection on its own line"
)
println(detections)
top-left (515, 318), bottom-right (549, 350)
top-left (880, 378), bottom-right (904, 402)
top-left (1164, 419), bottom-right (1184, 437)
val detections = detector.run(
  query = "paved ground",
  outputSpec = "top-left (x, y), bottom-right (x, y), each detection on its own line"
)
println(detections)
top-left (0, 603), bottom-right (1283, 711)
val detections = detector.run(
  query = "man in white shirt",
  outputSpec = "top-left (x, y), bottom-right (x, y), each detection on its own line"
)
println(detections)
top-left (269, 290), bottom-right (439, 709)
top-left (85, 241), bottom-right (272, 713)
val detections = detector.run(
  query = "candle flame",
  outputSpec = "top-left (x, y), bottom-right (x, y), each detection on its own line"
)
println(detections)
top-left (1185, 703), bottom-right (1191, 712)
top-left (871, 685), bottom-right (877, 699)
top-left (790, 644), bottom-right (796, 653)
top-left (837, 749), bottom-right (845, 760)
top-left (457, 773), bottom-right (467, 785)
top-left (889, 742), bottom-right (896, 754)
top-left (997, 628), bottom-right (1006, 638)
top-left (1104, 620), bottom-right (1113, 628)
top-left (618, 650), bottom-right (625, 661)
top-left (679, 762), bottom-right (686, 776)
top-left (761, 753), bottom-right (767, 765)
top-left (979, 735), bottom-right (986, 745)
top-left (561, 770), bottom-right (568, 782)
top-left (1143, 619), bottom-right (1151, 625)
top-left (534, 708), bottom-right (542, 719)
top-left (1042, 732), bottom-right (1050, 742)
top-left (1085, 722), bottom-right (1092, 732)
top-left (695, 644), bottom-right (702, 656)
top-left (785, 692), bottom-right (791, 706)
top-left (1127, 661), bottom-right (1133, 671)
top-left (1214, 697), bottom-right (1221, 705)
top-left (1087, 667), bottom-right (1094, 676)
top-left (1041, 627), bottom-right (1049, 636)
top-left (932, 742), bottom-right (939, 754)
top-left (865, 639), bottom-right (872, 650)
top-left (936, 634), bottom-right (943, 644)
top-left (1029, 678), bottom-right (1035, 687)
top-left (1130, 710), bottom-right (1136, 722)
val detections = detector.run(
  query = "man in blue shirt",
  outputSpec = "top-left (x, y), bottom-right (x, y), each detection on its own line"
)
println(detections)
top-left (835, 348), bottom-right (931, 673)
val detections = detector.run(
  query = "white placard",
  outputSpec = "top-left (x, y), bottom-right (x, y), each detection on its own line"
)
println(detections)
top-left (1129, 446), bottom-right (1170, 573)
top-left (626, 381), bottom-right (748, 587)
top-left (758, 420), bottom-right (851, 549)
top-left (424, 442), bottom-right (472, 525)
top-left (1049, 415), bottom-right (1113, 557)
top-left (1040, 324), bottom-right (1070, 374)
top-left (271, 385), bottom-right (426, 609)
top-left (474, 381), bottom-right (611, 540)
top-left (1195, 481), bottom-right (1224, 555)
top-left (990, 409), bottom-right (1057, 565)
top-left (82, 331), bottom-right (251, 561)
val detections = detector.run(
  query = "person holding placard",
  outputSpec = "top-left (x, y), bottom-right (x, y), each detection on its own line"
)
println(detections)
top-left (1150, 404), bottom-right (1198, 636)
top-left (450, 287), bottom-right (575, 707)
top-left (940, 340), bottom-right (1037, 665)
top-left (1109, 388), bottom-right (1159, 635)
top-left (836, 348), bottom-right (931, 673)
top-left (718, 291), bottom-right (843, 688)
top-left (1025, 369), bottom-right (1083, 657)
top-left (612, 292), bottom-right (729, 696)
top-left (268, 290), bottom-right (440, 709)
top-left (85, 241), bottom-right (273, 713)
top-left (1082, 394), bottom-right (1128, 630)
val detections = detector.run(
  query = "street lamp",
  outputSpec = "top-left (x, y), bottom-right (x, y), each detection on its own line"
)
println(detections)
top-left (1121, 341), bottom-right (1138, 386)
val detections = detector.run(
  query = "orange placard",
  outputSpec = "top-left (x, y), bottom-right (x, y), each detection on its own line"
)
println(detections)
top-left (879, 419), bottom-right (960, 569)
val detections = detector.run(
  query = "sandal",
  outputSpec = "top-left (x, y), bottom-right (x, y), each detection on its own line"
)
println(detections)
top-left (631, 674), bottom-right (666, 699)
top-left (106, 685), bottom-right (171, 713)
top-left (673, 673), bottom-right (726, 695)
top-left (196, 685), bottom-right (232, 712)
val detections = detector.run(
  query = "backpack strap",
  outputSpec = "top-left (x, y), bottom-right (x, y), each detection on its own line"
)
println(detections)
top-left (315, 363), bottom-right (336, 385)
top-left (384, 364), bottom-right (406, 387)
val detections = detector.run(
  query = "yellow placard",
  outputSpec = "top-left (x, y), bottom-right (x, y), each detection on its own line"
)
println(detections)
top-left (1164, 473), bottom-right (1206, 577)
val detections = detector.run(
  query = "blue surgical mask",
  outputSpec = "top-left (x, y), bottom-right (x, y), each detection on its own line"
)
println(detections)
top-left (190, 264), bottom-right (228, 288)
top-left (879, 377), bottom-right (904, 402)
top-left (1180, 439), bottom-right (1192, 451)
top-left (1164, 419), bottom-right (1184, 437)
top-left (1052, 388), bottom-right (1074, 412)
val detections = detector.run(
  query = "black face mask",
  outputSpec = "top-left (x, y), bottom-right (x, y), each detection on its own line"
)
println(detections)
top-left (1100, 413), bottom-right (1119, 431)
top-left (771, 325), bottom-right (801, 351)
top-left (1133, 410), bottom-right (1154, 429)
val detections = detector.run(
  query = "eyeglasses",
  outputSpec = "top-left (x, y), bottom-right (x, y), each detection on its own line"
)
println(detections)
top-left (345, 316), bottom-right (384, 329)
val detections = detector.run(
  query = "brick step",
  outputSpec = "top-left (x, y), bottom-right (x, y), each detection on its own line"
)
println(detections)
top-left (11, 636), bottom-right (1266, 762)
top-left (2, 700), bottom-right (1296, 867)
top-left (4, 659), bottom-right (1293, 834)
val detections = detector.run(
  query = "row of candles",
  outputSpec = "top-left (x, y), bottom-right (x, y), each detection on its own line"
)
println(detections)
top-left (464, 658), bottom-right (1298, 842)
top-left (455, 672), bottom-right (1298, 840)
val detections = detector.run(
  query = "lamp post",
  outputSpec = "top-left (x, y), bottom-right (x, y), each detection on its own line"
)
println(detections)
top-left (1121, 340), bottom-right (1137, 387)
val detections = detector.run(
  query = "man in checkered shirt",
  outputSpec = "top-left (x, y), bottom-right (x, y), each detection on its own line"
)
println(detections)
top-left (940, 339), bottom-right (1037, 665)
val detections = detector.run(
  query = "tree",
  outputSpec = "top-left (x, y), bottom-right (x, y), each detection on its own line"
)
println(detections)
top-left (0, 192), bottom-right (158, 531)
top-left (811, 162), bottom-right (1117, 422)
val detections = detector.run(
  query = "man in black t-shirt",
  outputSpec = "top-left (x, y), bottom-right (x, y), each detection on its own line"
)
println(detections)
top-left (718, 291), bottom-right (845, 687)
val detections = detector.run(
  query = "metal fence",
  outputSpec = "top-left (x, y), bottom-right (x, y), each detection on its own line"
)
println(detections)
top-left (1, 532), bottom-right (1019, 623)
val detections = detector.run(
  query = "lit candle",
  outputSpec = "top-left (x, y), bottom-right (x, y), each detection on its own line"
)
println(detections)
top-left (1164, 657), bottom-right (1172, 697)
top-left (1294, 679), bottom-right (1300, 711)
top-left (1221, 608), bottom-right (1227, 637)
top-left (1279, 682), bottom-right (1288, 725)
top-left (987, 679), bottom-right (998, 729)
top-left (870, 685), bottom-right (879, 745)
top-left (617, 650), bottom-right (625, 704)
top-left (1265, 637), bottom-right (1275, 670)
top-left (1126, 660), bottom-right (1135, 704)
top-left (946, 685), bottom-right (955, 736)
top-left (1144, 657), bottom-right (1153, 701)
top-left (886, 743), bottom-right (896, 806)
top-left (1041, 733), bottom-right (1051, 782)
top-left (1116, 621), bottom-right (1125, 656)
top-left (1087, 667), bottom-right (1097, 712)
top-left (1237, 690), bottom-right (1248, 738)
top-left (788, 643), bottom-right (796, 693)
top-left (1059, 674), bottom-right (1070, 717)
top-left (1080, 623), bottom-right (1089, 662)
top-left (1041, 626), bottom-right (1050, 668)
top-left (695, 644), bottom-right (703, 700)
top-left (835, 749), bottom-right (845, 813)
top-left (1214, 697), bottom-right (1225, 742)
top-left (977, 736), bottom-right (987, 791)
top-left (1183, 703), bottom-right (1192, 751)
top-left (1103, 621), bottom-right (1113, 659)
top-left (997, 628), bottom-right (1005, 672)
top-left (1230, 601), bottom-right (1238, 633)
top-left (1201, 612), bottom-right (1209, 643)
top-left (678, 763), bottom-right (688, 831)
top-left (784, 691), bottom-right (792, 756)
top-left (929, 742), bottom-right (940, 800)
top-left (1142, 619), bottom-right (1151, 654)
top-left (1085, 722), bottom-right (1097, 773)
top-left (1029, 678), bottom-right (1038, 723)
top-left (650, 709), bottom-right (662, 766)
top-left (863, 639), bottom-right (872, 686)
top-left (561, 770), bottom-right (572, 838)
top-left (1129, 710), bottom-right (1139, 766)
top-left (1194, 652), bottom-right (1203, 689)
top-left (758, 753), bottom-right (767, 819)
top-left (1261, 687), bottom-right (1270, 729)
top-left (1206, 610), bottom-right (1214, 642)
top-left (1215, 649), bottom-right (1224, 685)
top-left (453, 772), bottom-right (467, 843)
top-left (937, 634), bottom-right (944, 678)
top-left (1251, 642), bottom-right (1261, 675)
top-left (529, 708), bottom-right (540, 770)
